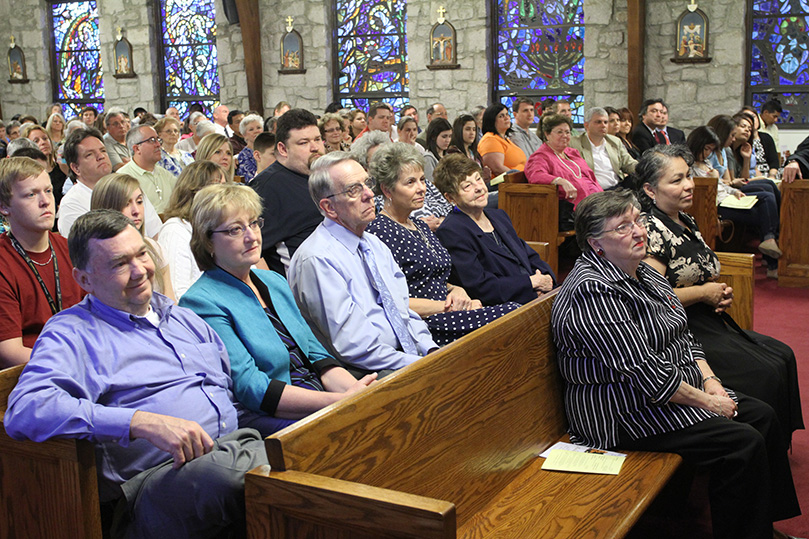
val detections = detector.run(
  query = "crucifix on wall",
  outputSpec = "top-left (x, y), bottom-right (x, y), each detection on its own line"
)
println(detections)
top-left (427, 5), bottom-right (459, 70)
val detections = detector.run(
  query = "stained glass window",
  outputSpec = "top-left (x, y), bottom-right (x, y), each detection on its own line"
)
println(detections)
top-left (494, 0), bottom-right (585, 124)
top-left (157, 0), bottom-right (220, 118)
top-left (50, 1), bottom-right (104, 119)
top-left (747, 0), bottom-right (809, 126)
top-left (333, 0), bottom-right (409, 116)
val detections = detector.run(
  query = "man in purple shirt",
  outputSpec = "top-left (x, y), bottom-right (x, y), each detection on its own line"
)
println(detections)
top-left (4, 210), bottom-right (268, 538)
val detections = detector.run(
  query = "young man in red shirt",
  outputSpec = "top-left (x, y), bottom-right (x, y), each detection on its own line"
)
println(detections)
top-left (0, 157), bottom-right (84, 367)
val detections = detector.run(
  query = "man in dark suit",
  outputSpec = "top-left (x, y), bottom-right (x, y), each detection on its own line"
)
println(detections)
top-left (630, 99), bottom-right (686, 154)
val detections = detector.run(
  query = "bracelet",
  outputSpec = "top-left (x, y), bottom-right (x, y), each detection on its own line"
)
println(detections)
top-left (703, 375), bottom-right (722, 385)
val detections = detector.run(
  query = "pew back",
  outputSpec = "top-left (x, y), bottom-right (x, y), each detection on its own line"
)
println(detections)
top-left (0, 365), bottom-right (102, 539)
top-left (779, 179), bottom-right (809, 287)
top-left (691, 176), bottom-right (719, 250)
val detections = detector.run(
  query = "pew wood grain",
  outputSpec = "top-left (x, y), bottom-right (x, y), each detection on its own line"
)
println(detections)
top-left (778, 179), bottom-right (809, 287)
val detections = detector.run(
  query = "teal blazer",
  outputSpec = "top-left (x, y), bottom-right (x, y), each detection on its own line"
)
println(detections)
top-left (180, 267), bottom-right (336, 414)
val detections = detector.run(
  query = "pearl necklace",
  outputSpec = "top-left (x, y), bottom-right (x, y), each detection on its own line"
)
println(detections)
top-left (553, 149), bottom-right (582, 178)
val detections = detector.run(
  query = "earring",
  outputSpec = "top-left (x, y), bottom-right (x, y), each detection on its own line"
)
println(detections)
top-left (596, 248), bottom-right (605, 256)
top-left (651, 197), bottom-right (657, 206)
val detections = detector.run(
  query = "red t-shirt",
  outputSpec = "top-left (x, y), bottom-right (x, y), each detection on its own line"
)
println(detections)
top-left (0, 232), bottom-right (85, 348)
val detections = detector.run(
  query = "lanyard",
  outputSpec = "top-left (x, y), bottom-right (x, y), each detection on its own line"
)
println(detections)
top-left (8, 232), bottom-right (62, 315)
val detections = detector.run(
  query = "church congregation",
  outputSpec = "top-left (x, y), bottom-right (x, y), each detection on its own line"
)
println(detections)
top-left (1, 0), bottom-right (809, 537)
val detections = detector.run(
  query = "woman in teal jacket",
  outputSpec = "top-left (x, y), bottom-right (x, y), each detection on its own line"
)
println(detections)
top-left (180, 184), bottom-right (375, 434)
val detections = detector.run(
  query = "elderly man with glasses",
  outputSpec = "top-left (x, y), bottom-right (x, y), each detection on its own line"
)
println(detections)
top-left (119, 125), bottom-right (177, 213)
top-left (288, 152), bottom-right (438, 378)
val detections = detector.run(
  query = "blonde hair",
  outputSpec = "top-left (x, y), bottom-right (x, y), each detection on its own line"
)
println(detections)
top-left (0, 157), bottom-right (46, 206)
top-left (162, 161), bottom-right (228, 222)
top-left (89, 173), bottom-right (166, 290)
top-left (196, 133), bottom-right (235, 181)
top-left (45, 112), bottom-right (66, 140)
top-left (190, 184), bottom-right (263, 271)
top-left (20, 124), bottom-right (56, 168)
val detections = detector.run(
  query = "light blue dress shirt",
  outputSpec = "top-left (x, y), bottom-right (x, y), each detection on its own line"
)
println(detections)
top-left (288, 218), bottom-right (437, 372)
top-left (4, 293), bottom-right (240, 501)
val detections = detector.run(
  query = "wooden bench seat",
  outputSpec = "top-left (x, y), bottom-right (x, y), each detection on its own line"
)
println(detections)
top-left (245, 292), bottom-right (683, 538)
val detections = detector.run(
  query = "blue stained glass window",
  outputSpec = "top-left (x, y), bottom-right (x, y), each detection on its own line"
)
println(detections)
top-left (159, 0), bottom-right (220, 117)
top-left (50, 1), bottom-right (104, 119)
top-left (333, 0), bottom-right (409, 113)
top-left (494, 0), bottom-right (585, 125)
top-left (747, 1), bottom-right (809, 127)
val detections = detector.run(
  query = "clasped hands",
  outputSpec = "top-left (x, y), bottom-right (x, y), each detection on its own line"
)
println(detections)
top-left (444, 285), bottom-right (482, 312)
top-left (704, 379), bottom-right (737, 419)
top-left (705, 281), bottom-right (733, 313)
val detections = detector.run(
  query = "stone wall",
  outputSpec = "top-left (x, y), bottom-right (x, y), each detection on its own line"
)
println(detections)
top-left (0, 0), bottom-right (51, 120)
top-left (644, 0), bottom-right (745, 132)
top-left (407, 1), bottom-right (490, 119)
top-left (584, 0), bottom-right (629, 111)
top-left (217, 8), bottom-right (249, 113)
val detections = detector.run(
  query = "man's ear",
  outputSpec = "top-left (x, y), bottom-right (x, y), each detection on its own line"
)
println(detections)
top-left (319, 198), bottom-right (336, 220)
top-left (276, 141), bottom-right (289, 159)
top-left (72, 267), bottom-right (93, 294)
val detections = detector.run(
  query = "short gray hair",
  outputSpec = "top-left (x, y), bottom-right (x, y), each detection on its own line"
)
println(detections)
top-left (309, 152), bottom-right (355, 212)
top-left (239, 114), bottom-right (263, 136)
top-left (574, 190), bottom-right (640, 252)
top-left (350, 130), bottom-right (390, 169)
top-left (6, 137), bottom-right (38, 156)
top-left (368, 142), bottom-right (424, 196)
top-left (68, 209), bottom-right (135, 270)
top-left (125, 125), bottom-right (151, 152)
top-left (188, 111), bottom-right (206, 126)
top-left (195, 120), bottom-right (218, 139)
top-left (584, 107), bottom-right (608, 123)
top-left (105, 111), bottom-right (126, 126)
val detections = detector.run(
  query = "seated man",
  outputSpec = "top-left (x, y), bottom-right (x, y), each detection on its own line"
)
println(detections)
top-left (569, 107), bottom-right (637, 190)
top-left (288, 152), bottom-right (437, 377)
top-left (119, 125), bottom-right (177, 213)
top-left (4, 210), bottom-right (269, 538)
top-left (0, 157), bottom-right (84, 367)
top-left (630, 99), bottom-right (686, 154)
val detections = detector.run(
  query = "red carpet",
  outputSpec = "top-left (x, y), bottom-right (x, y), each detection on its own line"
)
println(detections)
top-left (755, 268), bottom-right (809, 537)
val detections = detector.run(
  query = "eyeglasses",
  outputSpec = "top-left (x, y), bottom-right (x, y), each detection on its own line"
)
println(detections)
top-left (324, 127), bottom-right (342, 134)
top-left (326, 177), bottom-right (376, 199)
top-left (134, 137), bottom-right (163, 147)
top-left (601, 214), bottom-right (648, 237)
top-left (551, 129), bottom-right (572, 137)
top-left (210, 217), bottom-right (264, 238)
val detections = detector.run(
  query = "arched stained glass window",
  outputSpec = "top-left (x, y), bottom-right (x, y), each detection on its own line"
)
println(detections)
top-left (157, 0), bottom-right (220, 118)
top-left (49, 1), bottom-right (104, 119)
top-left (746, 0), bottom-right (809, 127)
top-left (332, 0), bottom-right (409, 115)
top-left (493, 0), bottom-right (585, 124)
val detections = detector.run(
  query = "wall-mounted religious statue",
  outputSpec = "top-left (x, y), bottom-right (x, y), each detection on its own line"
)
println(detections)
top-left (671, 2), bottom-right (711, 64)
top-left (427, 6), bottom-right (459, 70)
top-left (280, 16), bottom-right (306, 75)
top-left (113, 27), bottom-right (136, 78)
top-left (7, 35), bottom-right (28, 84)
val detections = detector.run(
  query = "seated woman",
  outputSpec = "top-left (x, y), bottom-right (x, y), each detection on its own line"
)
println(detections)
top-left (735, 109), bottom-right (780, 180)
top-left (447, 114), bottom-right (485, 170)
top-left (347, 109), bottom-right (366, 141)
top-left (477, 103), bottom-right (527, 176)
top-left (366, 143), bottom-right (519, 346)
top-left (156, 117), bottom-right (194, 177)
top-left (687, 127), bottom-right (782, 274)
top-left (158, 161), bottom-right (228, 298)
top-left (235, 114), bottom-right (264, 183)
top-left (525, 114), bottom-right (602, 230)
top-left (180, 184), bottom-right (375, 435)
top-left (45, 112), bottom-right (66, 149)
top-left (196, 133), bottom-right (235, 182)
top-left (90, 173), bottom-right (175, 302)
top-left (421, 117), bottom-right (453, 181)
top-left (319, 112), bottom-right (351, 154)
top-left (639, 145), bottom-right (803, 443)
top-left (396, 115), bottom-right (419, 146)
top-left (21, 124), bottom-right (67, 208)
top-left (434, 153), bottom-right (556, 305)
top-left (616, 107), bottom-right (641, 159)
top-left (553, 189), bottom-right (799, 539)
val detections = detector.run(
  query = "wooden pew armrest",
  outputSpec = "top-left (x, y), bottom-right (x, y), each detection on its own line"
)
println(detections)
top-left (716, 252), bottom-right (755, 330)
top-left (246, 467), bottom-right (456, 539)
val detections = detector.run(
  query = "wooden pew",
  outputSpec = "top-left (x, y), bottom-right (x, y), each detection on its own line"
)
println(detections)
top-left (245, 292), bottom-right (683, 538)
top-left (690, 176), bottom-right (719, 250)
top-left (778, 179), bottom-right (809, 287)
top-left (716, 252), bottom-right (755, 331)
top-left (0, 365), bottom-right (103, 539)
top-left (498, 171), bottom-right (573, 274)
